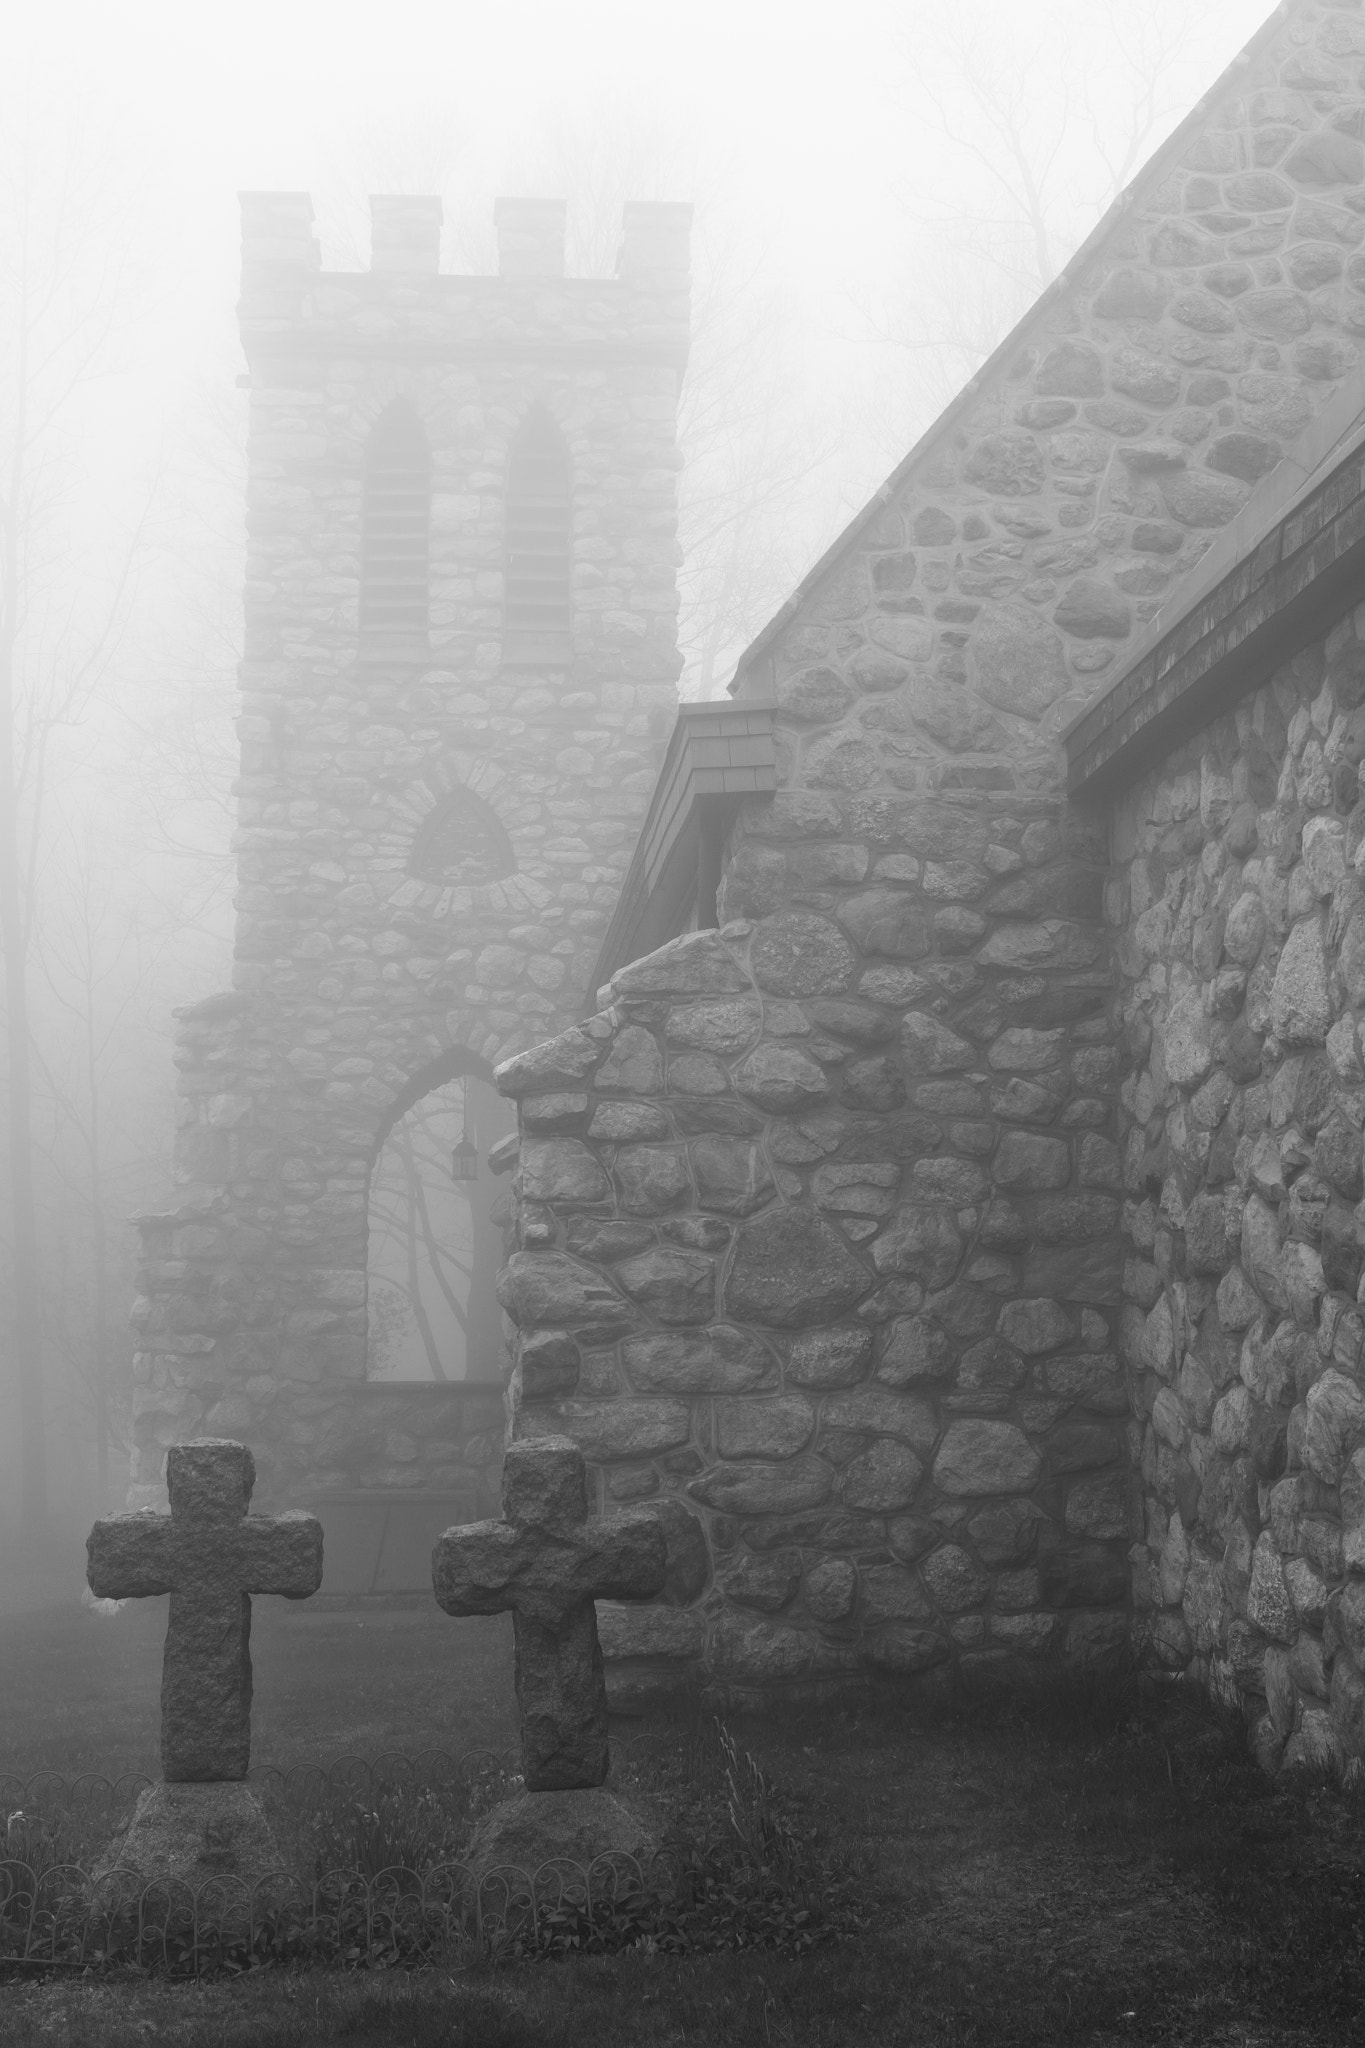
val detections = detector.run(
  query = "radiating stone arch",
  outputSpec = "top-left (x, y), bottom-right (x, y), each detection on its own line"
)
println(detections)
top-left (407, 785), bottom-right (517, 885)
top-left (379, 748), bottom-right (555, 918)
top-left (369, 1042), bottom-right (500, 1166)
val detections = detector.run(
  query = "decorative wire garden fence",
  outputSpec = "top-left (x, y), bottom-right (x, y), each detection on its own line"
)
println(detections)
top-left (0, 1742), bottom-right (689, 1976)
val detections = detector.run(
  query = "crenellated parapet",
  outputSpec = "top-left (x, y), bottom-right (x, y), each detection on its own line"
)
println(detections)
top-left (237, 191), bottom-right (692, 362)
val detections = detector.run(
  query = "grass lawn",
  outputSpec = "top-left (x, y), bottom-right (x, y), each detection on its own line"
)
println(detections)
top-left (4, 1595), bottom-right (1365, 2046)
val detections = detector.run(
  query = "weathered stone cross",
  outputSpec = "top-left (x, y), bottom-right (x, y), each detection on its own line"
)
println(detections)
top-left (87, 1439), bottom-right (323, 1782)
top-left (432, 1435), bottom-right (666, 1791)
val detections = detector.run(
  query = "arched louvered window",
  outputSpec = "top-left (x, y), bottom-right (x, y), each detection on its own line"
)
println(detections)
top-left (408, 789), bottom-right (517, 886)
top-left (503, 408), bottom-right (572, 655)
top-left (361, 402), bottom-right (431, 645)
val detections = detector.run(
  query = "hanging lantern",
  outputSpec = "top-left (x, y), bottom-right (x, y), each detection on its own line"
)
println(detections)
top-left (451, 1134), bottom-right (478, 1180)
top-left (451, 1089), bottom-right (478, 1181)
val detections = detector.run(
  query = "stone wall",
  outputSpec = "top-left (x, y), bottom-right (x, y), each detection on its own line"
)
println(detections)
top-left (1112, 604), bottom-right (1365, 1771)
top-left (130, 196), bottom-right (687, 1509)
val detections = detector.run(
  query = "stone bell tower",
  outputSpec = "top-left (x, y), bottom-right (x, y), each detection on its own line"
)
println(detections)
top-left (130, 191), bottom-right (689, 1582)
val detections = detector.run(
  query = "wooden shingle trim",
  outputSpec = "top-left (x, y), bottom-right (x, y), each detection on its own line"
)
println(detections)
top-left (585, 701), bottom-right (777, 1003)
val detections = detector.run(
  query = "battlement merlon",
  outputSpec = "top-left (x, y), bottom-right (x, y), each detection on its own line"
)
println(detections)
top-left (236, 192), bottom-right (693, 370)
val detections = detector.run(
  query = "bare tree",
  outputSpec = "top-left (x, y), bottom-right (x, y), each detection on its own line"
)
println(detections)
top-left (868, 0), bottom-right (1222, 417)
top-left (28, 822), bottom-right (168, 1506)
top-left (119, 371), bottom-right (242, 938)
top-left (397, 1132), bottom-right (450, 1383)
top-left (0, 129), bottom-right (142, 1543)
top-left (366, 1087), bottom-right (475, 1382)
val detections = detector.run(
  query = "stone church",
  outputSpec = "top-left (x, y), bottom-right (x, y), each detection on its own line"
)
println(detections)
top-left (136, 0), bottom-right (1365, 1764)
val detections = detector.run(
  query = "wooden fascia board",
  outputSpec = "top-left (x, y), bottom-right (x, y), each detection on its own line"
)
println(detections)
top-left (1066, 447), bottom-right (1365, 799)
top-left (584, 703), bottom-right (777, 1004)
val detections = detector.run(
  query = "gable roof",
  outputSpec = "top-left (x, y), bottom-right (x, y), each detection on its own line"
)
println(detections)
top-left (727, 0), bottom-right (1312, 703)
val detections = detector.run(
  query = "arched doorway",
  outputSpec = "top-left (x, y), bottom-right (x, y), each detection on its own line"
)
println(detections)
top-left (306, 1059), bottom-right (514, 1599)
top-left (366, 1060), bottom-right (516, 1383)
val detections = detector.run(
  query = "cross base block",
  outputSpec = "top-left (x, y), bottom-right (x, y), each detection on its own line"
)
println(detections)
top-left (466, 1785), bottom-right (659, 1883)
top-left (97, 1781), bottom-right (296, 1898)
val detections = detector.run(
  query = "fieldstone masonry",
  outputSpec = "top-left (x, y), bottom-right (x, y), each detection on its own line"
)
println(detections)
top-left (1111, 606), bottom-right (1365, 1773)
top-left (132, 194), bottom-right (688, 1512)
top-left (495, 1), bottom-right (1365, 1715)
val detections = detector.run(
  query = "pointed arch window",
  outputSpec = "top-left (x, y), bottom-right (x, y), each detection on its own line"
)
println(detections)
top-left (503, 407), bottom-right (572, 659)
top-left (361, 401), bottom-right (431, 646)
top-left (408, 788), bottom-right (517, 886)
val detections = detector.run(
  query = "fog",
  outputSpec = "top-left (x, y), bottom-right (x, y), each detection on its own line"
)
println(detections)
top-left (0, 0), bottom-right (1270, 1550)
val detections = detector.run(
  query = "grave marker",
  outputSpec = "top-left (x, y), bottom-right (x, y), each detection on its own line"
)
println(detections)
top-left (432, 1435), bottom-right (666, 1789)
top-left (87, 1439), bottom-right (323, 1781)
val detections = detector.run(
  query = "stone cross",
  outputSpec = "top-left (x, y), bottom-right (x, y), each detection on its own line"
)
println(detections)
top-left (86, 1439), bottom-right (323, 1783)
top-left (432, 1435), bottom-right (666, 1791)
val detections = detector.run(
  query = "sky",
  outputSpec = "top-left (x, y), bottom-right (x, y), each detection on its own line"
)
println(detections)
top-left (13, 0), bottom-right (1277, 424)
